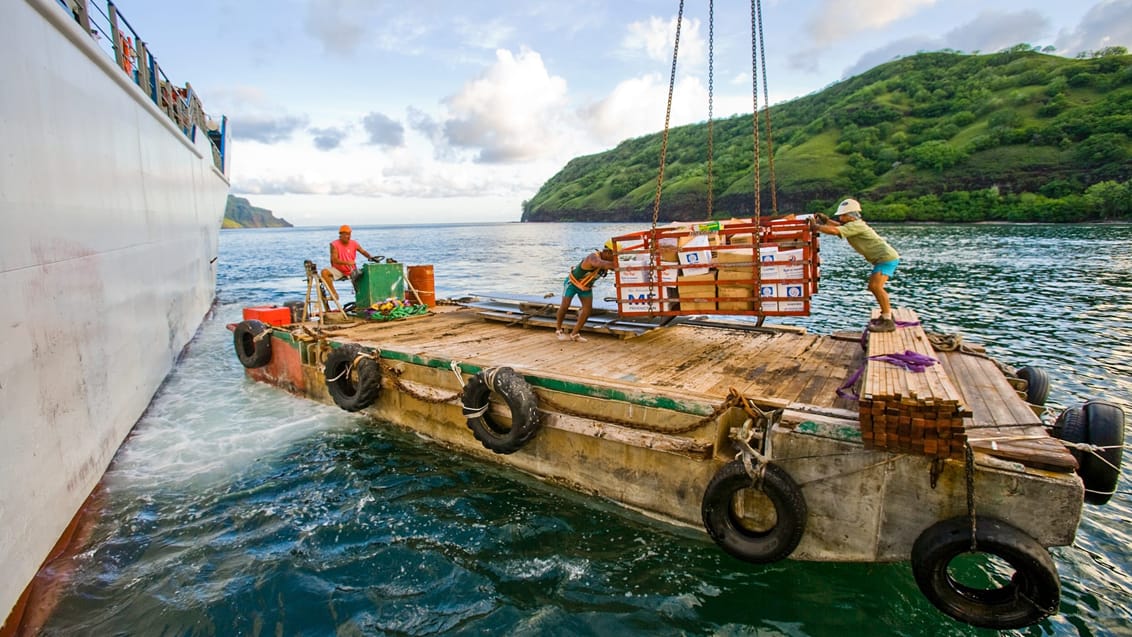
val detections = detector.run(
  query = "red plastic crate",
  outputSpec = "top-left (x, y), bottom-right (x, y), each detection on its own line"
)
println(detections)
top-left (242, 305), bottom-right (292, 326)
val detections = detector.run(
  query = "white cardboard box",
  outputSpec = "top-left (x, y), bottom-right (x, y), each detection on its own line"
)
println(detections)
top-left (777, 283), bottom-right (806, 312)
top-left (678, 234), bottom-right (713, 276)
top-left (759, 283), bottom-right (778, 312)
top-left (777, 248), bottom-right (805, 280)
top-left (618, 286), bottom-right (672, 313)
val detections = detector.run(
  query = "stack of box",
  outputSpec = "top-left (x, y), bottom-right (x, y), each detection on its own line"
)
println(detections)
top-left (714, 244), bottom-right (758, 312)
top-left (618, 254), bottom-right (677, 313)
top-left (609, 216), bottom-right (818, 317)
top-left (676, 271), bottom-right (717, 311)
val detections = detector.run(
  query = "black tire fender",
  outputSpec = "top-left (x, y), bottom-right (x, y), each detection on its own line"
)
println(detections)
top-left (461, 367), bottom-right (541, 454)
top-left (1015, 366), bottom-right (1050, 406)
top-left (233, 320), bottom-right (272, 369)
top-left (701, 460), bottom-right (807, 564)
top-left (911, 516), bottom-right (1060, 630)
top-left (323, 344), bottom-right (382, 412)
top-left (1052, 401), bottom-right (1125, 505)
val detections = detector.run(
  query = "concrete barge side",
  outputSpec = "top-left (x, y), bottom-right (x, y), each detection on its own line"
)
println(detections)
top-left (238, 302), bottom-right (1084, 563)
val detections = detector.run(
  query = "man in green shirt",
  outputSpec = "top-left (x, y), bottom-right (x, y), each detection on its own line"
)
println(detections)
top-left (810, 198), bottom-right (901, 332)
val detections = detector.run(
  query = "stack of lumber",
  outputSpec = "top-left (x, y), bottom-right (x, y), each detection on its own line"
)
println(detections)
top-left (859, 308), bottom-right (972, 458)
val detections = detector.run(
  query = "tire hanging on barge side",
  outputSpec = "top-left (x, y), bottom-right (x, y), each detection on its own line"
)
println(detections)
top-left (233, 320), bottom-right (272, 369)
top-left (461, 367), bottom-right (541, 454)
top-left (701, 460), bottom-right (807, 564)
top-left (1050, 400), bottom-right (1125, 505)
top-left (911, 515), bottom-right (1060, 630)
top-left (323, 344), bottom-right (382, 412)
top-left (1015, 366), bottom-right (1050, 406)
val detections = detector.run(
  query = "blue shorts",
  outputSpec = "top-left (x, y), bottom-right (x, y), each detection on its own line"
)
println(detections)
top-left (872, 259), bottom-right (899, 277)
top-left (563, 278), bottom-right (592, 299)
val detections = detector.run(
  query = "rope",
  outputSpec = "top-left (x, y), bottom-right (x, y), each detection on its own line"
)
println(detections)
top-left (729, 397), bottom-right (784, 482)
top-left (373, 355), bottom-right (463, 406)
top-left (733, 423), bottom-right (767, 485)
top-left (1057, 441), bottom-right (1125, 474)
top-left (928, 332), bottom-right (1015, 374)
top-left (537, 386), bottom-right (744, 435)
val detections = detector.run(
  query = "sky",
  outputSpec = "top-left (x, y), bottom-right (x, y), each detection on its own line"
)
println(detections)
top-left (109, 0), bottom-right (1132, 226)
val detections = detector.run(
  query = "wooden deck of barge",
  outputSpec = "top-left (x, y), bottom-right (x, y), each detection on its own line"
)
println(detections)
top-left (327, 302), bottom-right (862, 411)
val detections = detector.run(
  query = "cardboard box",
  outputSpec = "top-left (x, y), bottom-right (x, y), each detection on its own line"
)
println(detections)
top-left (678, 234), bottom-right (713, 276)
top-left (676, 272), bottom-right (716, 311)
top-left (243, 305), bottom-right (291, 326)
top-left (759, 283), bottom-right (778, 312)
top-left (715, 247), bottom-right (758, 268)
top-left (776, 248), bottom-right (805, 280)
top-left (718, 284), bottom-right (753, 311)
top-left (619, 255), bottom-right (677, 284)
top-left (777, 283), bottom-right (807, 312)
top-left (717, 268), bottom-right (755, 283)
top-left (618, 286), bottom-right (673, 313)
top-left (759, 247), bottom-right (780, 279)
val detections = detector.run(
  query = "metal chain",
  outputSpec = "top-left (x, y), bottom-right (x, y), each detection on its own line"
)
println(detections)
top-left (749, 0), bottom-right (761, 219)
top-left (706, 0), bottom-right (715, 218)
top-left (755, 0), bottom-right (777, 212)
top-left (537, 387), bottom-right (742, 435)
top-left (377, 358), bottom-right (463, 405)
top-left (964, 442), bottom-right (978, 551)
top-left (650, 0), bottom-right (684, 232)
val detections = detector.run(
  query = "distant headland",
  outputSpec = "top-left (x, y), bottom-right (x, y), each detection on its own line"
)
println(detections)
top-left (223, 195), bottom-right (292, 228)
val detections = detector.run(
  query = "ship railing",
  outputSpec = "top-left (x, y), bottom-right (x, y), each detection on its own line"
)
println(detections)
top-left (57, 0), bottom-right (227, 174)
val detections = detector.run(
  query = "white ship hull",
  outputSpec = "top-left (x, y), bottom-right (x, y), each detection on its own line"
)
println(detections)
top-left (0, 0), bottom-right (230, 624)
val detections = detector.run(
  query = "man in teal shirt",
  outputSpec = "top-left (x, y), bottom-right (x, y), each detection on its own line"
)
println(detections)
top-left (810, 199), bottom-right (901, 332)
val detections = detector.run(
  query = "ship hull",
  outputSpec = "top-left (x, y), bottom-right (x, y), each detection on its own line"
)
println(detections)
top-left (0, 0), bottom-right (230, 623)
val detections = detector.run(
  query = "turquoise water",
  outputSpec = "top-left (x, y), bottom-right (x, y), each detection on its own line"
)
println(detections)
top-left (37, 223), bottom-right (1131, 636)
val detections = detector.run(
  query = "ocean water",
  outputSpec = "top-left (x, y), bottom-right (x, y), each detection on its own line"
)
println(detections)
top-left (35, 222), bottom-right (1131, 636)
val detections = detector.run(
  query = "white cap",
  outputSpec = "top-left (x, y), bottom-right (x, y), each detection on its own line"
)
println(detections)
top-left (835, 198), bottom-right (862, 216)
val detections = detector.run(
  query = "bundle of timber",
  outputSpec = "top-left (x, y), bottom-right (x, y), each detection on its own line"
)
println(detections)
top-left (858, 308), bottom-right (972, 458)
top-left (610, 216), bottom-right (820, 318)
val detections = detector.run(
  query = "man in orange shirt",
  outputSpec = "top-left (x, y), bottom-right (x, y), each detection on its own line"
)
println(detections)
top-left (320, 225), bottom-right (376, 300)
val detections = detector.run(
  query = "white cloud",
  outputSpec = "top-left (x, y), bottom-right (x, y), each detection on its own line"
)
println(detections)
top-left (1055, 0), bottom-right (1132, 55)
top-left (440, 47), bottom-right (573, 163)
top-left (806, 0), bottom-right (937, 43)
top-left (622, 16), bottom-right (706, 68)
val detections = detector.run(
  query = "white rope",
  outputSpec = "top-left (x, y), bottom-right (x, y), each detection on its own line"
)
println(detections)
top-left (1058, 440), bottom-right (1124, 473)
top-left (461, 366), bottom-right (500, 419)
top-left (450, 360), bottom-right (465, 388)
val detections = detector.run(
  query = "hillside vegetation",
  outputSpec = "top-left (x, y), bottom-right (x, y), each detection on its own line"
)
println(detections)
top-left (223, 195), bottom-right (292, 228)
top-left (522, 46), bottom-right (1132, 223)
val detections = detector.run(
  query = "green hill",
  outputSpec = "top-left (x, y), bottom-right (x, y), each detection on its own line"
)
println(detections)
top-left (522, 46), bottom-right (1132, 223)
top-left (223, 195), bottom-right (292, 228)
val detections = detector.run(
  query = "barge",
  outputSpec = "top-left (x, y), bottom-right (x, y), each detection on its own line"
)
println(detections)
top-left (233, 290), bottom-right (1123, 630)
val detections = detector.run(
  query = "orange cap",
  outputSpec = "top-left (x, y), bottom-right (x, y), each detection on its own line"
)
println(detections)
top-left (339, 225), bottom-right (352, 233)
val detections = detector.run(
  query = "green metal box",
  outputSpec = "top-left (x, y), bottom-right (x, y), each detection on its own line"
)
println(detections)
top-left (355, 262), bottom-right (405, 309)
